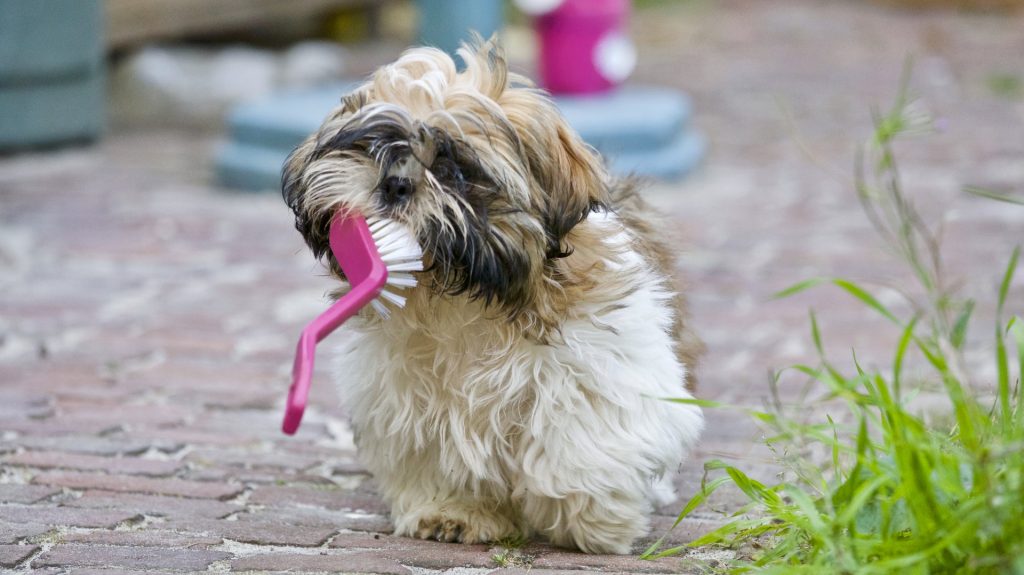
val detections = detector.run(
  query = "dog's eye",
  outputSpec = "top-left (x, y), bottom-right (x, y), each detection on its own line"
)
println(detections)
top-left (431, 158), bottom-right (455, 180)
top-left (431, 158), bottom-right (465, 191)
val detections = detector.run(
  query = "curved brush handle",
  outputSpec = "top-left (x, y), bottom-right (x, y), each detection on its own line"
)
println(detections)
top-left (282, 329), bottom-right (321, 435)
top-left (282, 214), bottom-right (389, 435)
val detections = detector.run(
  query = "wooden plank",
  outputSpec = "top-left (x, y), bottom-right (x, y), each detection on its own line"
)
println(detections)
top-left (106, 0), bottom-right (386, 48)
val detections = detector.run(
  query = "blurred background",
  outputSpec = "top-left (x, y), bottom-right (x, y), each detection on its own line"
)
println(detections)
top-left (3, 0), bottom-right (1023, 184)
top-left (1, 0), bottom-right (1023, 569)
top-left (2, 0), bottom-right (1018, 392)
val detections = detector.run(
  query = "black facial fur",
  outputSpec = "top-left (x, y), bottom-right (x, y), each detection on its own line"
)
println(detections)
top-left (282, 148), bottom-right (324, 260)
top-left (378, 176), bottom-right (414, 207)
top-left (315, 113), bottom-right (412, 174)
top-left (419, 129), bottom-right (536, 313)
top-left (283, 116), bottom-right (538, 314)
top-left (282, 110), bottom-right (415, 263)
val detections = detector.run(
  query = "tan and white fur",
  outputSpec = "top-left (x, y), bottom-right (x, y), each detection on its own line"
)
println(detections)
top-left (282, 38), bottom-right (704, 554)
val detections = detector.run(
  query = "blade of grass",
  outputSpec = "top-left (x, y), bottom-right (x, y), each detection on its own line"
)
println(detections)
top-left (774, 278), bottom-right (826, 299)
top-left (775, 278), bottom-right (902, 326)
top-left (965, 186), bottom-right (1024, 206)
top-left (832, 279), bottom-right (901, 325)
top-left (950, 300), bottom-right (974, 350)
top-left (996, 247), bottom-right (1020, 431)
top-left (997, 246), bottom-right (1019, 315)
top-left (1010, 318), bottom-right (1024, 426)
top-left (658, 397), bottom-right (724, 409)
top-left (892, 316), bottom-right (920, 399)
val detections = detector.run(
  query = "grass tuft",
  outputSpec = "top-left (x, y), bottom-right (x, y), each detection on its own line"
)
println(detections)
top-left (491, 533), bottom-right (533, 568)
top-left (646, 71), bottom-right (1024, 573)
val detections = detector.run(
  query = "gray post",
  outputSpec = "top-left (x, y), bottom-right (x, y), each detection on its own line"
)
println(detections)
top-left (416, 0), bottom-right (503, 56)
top-left (0, 0), bottom-right (104, 150)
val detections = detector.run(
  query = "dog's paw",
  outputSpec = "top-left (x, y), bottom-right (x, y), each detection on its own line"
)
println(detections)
top-left (400, 504), bottom-right (518, 544)
top-left (415, 516), bottom-right (467, 543)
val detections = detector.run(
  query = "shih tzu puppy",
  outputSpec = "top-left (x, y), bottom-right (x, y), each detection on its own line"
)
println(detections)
top-left (281, 38), bottom-right (704, 554)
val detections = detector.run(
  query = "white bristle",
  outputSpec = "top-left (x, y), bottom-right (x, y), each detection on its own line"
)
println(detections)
top-left (370, 299), bottom-right (391, 319)
top-left (367, 216), bottom-right (424, 318)
top-left (378, 289), bottom-right (407, 307)
top-left (386, 272), bottom-right (418, 288)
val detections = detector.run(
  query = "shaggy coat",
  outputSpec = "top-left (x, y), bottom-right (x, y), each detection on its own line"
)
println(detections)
top-left (282, 39), bottom-right (704, 554)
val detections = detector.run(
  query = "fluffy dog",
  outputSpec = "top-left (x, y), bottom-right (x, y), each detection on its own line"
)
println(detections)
top-left (281, 38), bottom-right (704, 554)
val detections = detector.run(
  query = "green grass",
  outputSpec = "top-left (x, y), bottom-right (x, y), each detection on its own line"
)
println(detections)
top-left (964, 186), bottom-right (1024, 206)
top-left (988, 73), bottom-right (1023, 100)
top-left (644, 71), bottom-right (1024, 573)
top-left (491, 533), bottom-right (533, 568)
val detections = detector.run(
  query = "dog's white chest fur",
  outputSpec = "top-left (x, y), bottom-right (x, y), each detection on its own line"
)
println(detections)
top-left (332, 213), bottom-right (703, 554)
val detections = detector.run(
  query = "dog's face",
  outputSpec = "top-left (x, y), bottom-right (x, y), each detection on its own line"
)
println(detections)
top-left (282, 40), bottom-right (608, 316)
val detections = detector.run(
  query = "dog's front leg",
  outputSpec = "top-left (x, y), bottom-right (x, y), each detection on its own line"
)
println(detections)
top-left (517, 465), bottom-right (652, 554)
top-left (373, 447), bottom-right (519, 544)
top-left (514, 391), bottom-right (700, 554)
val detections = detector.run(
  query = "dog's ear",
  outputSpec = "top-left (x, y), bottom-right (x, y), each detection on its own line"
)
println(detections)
top-left (499, 92), bottom-right (609, 259)
top-left (459, 36), bottom-right (608, 258)
top-left (282, 134), bottom-right (333, 263)
top-left (282, 86), bottom-right (376, 266)
top-left (534, 120), bottom-right (607, 258)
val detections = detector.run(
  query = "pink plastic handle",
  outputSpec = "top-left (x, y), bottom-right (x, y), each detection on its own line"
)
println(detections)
top-left (282, 213), bottom-right (388, 435)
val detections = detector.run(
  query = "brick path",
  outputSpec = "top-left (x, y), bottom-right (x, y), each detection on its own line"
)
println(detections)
top-left (2, 1), bottom-right (1022, 573)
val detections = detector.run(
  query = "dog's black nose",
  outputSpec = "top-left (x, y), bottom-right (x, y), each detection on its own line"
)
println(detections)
top-left (380, 176), bottom-right (414, 206)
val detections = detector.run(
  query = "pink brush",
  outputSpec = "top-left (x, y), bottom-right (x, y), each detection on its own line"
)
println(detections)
top-left (283, 213), bottom-right (423, 435)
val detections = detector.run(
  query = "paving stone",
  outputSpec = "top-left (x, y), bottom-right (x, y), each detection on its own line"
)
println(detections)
top-left (35, 545), bottom-right (232, 571)
top-left (135, 328), bottom-right (238, 358)
top-left (62, 529), bottom-right (223, 548)
top-left (230, 552), bottom-right (411, 574)
top-left (330, 460), bottom-right (371, 475)
top-left (1, 417), bottom-right (119, 436)
top-left (5, 451), bottom-right (184, 477)
top-left (642, 517), bottom-right (730, 548)
top-left (62, 570), bottom-right (158, 575)
top-left (0, 484), bottom-right (61, 504)
top-left (13, 436), bottom-right (182, 456)
top-left (186, 409), bottom-right (285, 433)
top-left (248, 485), bottom-right (389, 514)
top-left (57, 404), bottom-right (193, 428)
top-left (238, 506), bottom-right (393, 533)
top-left (330, 532), bottom-right (448, 551)
top-left (182, 466), bottom-right (339, 487)
top-left (0, 523), bottom-right (52, 545)
top-left (0, 544), bottom-right (38, 568)
top-left (181, 466), bottom-right (274, 484)
top-left (119, 360), bottom-right (280, 394)
top-left (179, 388), bottom-right (281, 410)
top-left (1, 366), bottom-right (109, 394)
top-left (123, 427), bottom-right (265, 447)
top-left (0, 392), bottom-right (54, 419)
top-left (272, 443), bottom-right (360, 461)
top-left (184, 447), bottom-right (320, 471)
top-left (527, 545), bottom-right (688, 573)
top-left (380, 545), bottom-right (499, 570)
top-left (1, 506), bottom-right (140, 528)
top-left (62, 491), bottom-right (239, 519)
top-left (32, 471), bottom-right (243, 500)
top-left (492, 571), bottom-right (674, 575)
top-left (161, 517), bottom-right (336, 547)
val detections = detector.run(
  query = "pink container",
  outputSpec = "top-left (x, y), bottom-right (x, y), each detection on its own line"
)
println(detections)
top-left (536, 0), bottom-right (633, 95)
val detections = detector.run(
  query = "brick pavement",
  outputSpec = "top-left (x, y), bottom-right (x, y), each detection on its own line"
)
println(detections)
top-left (1, 1), bottom-right (1022, 573)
